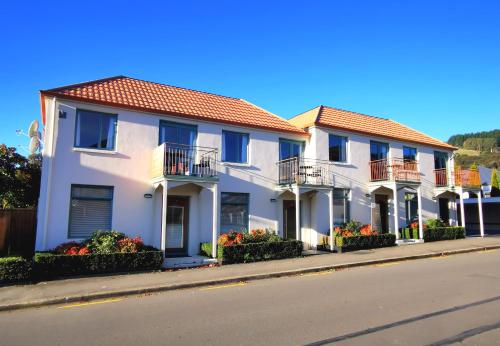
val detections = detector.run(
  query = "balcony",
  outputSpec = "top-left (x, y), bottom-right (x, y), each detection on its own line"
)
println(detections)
top-left (434, 168), bottom-right (481, 189)
top-left (151, 143), bottom-right (218, 180)
top-left (369, 158), bottom-right (420, 183)
top-left (277, 157), bottom-right (333, 186)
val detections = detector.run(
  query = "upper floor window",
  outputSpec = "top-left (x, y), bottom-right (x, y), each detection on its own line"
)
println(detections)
top-left (279, 139), bottom-right (303, 161)
top-left (75, 110), bottom-right (117, 150)
top-left (403, 146), bottom-right (417, 161)
top-left (434, 151), bottom-right (448, 169)
top-left (370, 141), bottom-right (389, 161)
top-left (159, 120), bottom-right (197, 146)
top-left (329, 135), bottom-right (348, 162)
top-left (222, 130), bottom-right (249, 163)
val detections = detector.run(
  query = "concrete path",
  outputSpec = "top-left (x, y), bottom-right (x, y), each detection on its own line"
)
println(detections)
top-left (2, 249), bottom-right (500, 345)
top-left (1, 237), bottom-right (500, 311)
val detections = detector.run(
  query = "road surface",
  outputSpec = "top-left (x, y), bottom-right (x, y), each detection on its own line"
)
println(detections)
top-left (1, 250), bottom-right (500, 345)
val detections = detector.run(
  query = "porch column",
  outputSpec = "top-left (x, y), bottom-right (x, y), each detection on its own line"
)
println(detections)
top-left (161, 179), bottom-right (168, 252)
top-left (212, 183), bottom-right (219, 258)
top-left (294, 186), bottom-right (301, 241)
top-left (478, 190), bottom-right (485, 237)
top-left (417, 186), bottom-right (424, 240)
top-left (459, 190), bottom-right (466, 229)
top-left (393, 184), bottom-right (399, 240)
top-left (328, 189), bottom-right (334, 251)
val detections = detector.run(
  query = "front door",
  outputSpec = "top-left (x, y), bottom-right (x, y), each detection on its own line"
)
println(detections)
top-left (165, 196), bottom-right (189, 256)
top-left (375, 194), bottom-right (389, 232)
top-left (439, 198), bottom-right (450, 225)
top-left (283, 200), bottom-right (297, 240)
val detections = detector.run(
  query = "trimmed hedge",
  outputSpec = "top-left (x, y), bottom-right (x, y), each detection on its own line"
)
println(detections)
top-left (335, 233), bottom-right (396, 253)
top-left (423, 227), bottom-right (465, 242)
top-left (199, 242), bottom-right (213, 258)
top-left (33, 251), bottom-right (164, 278)
top-left (401, 228), bottom-right (420, 240)
top-left (0, 257), bottom-right (32, 284)
top-left (218, 240), bottom-right (303, 265)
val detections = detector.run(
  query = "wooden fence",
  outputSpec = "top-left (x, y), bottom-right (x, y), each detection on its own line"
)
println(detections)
top-left (0, 209), bottom-right (37, 257)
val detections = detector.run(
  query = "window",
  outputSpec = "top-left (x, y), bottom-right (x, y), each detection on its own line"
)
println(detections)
top-left (434, 151), bottom-right (448, 170)
top-left (220, 193), bottom-right (249, 233)
top-left (405, 193), bottom-right (418, 225)
top-left (333, 188), bottom-right (350, 225)
top-left (75, 110), bottom-right (117, 150)
top-left (329, 135), bottom-right (348, 162)
top-left (222, 131), bottom-right (249, 163)
top-left (279, 139), bottom-right (303, 160)
top-left (403, 146), bottom-right (417, 162)
top-left (159, 121), bottom-right (197, 146)
top-left (68, 185), bottom-right (113, 238)
top-left (370, 141), bottom-right (389, 161)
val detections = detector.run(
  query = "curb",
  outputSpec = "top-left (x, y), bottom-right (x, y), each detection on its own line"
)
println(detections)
top-left (1, 245), bottom-right (499, 312)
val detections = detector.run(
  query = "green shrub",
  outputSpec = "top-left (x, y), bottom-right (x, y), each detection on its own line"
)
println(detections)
top-left (335, 234), bottom-right (396, 253)
top-left (0, 257), bottom-right (32, 283)
top-left (200, 242), bottom-right (213, 257)
top-left (423, 227), bottom-right (465, 242)
top-left (243, 229), bottom-right (281, 243)
top-left (425, 218), bottom-right (446, 228)
top-left (401, 228), bottom-right (420, 239)
top-left (218, 240), bottom-right (303, 264)
top-left (33, 251), bottom-right (164, 278)
top-left (85, 230), bottom-right (127, 254)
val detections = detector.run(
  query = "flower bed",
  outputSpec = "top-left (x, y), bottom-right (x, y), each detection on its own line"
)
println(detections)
top-left (333, 221), bottom-right (396, 252)
top-left (423, 227), bottom-right (465, 242)
top-left (213, 229), bottom-right (303, 264)
top-left (34, 230), bottom-right (163, 278)
top-left (0, 257), bottom-right (32, 284)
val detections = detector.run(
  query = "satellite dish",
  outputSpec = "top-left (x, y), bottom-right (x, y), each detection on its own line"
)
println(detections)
top-left (29, 137), bottom-right (40, 154)
top-left (28, 120), bottom-right (39, 138)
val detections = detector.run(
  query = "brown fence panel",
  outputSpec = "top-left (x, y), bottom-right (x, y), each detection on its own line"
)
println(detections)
top-left (0, 209), bottom-right (37, 257)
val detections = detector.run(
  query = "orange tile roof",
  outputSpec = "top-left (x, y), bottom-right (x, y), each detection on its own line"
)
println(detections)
top-left (40, 76), bottom-right (307, 136)
top-left (289, 105), bottom-right (456, 150)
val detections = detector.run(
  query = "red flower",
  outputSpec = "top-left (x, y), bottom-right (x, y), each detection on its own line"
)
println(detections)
top-left (78, 247), bottom-right (90, 255)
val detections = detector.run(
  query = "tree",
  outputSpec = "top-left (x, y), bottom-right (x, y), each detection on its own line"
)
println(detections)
top-left (0, 144), bottom-right (41, 208)
top-left (492, 168), bottom-right (500, 190)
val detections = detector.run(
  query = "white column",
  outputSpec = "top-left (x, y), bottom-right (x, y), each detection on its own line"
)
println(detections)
top-left (295, 186), bottom-right (301, 241)
top-left (161, 179), bottom-right (168, 252)
top-left (478, 190), bottom-right (485, 238)
top-left (328, 189), bottom-right (334, 251)
top-left (212, 183), bottom-right (219, 258)
top-left (393, 184), bottom-right (399, 239)
top-left (459, 191), bottom-right (466, 229)
top-left (417, 186), bottom-right (424, 240)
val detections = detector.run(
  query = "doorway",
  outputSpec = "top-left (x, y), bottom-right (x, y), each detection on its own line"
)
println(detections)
top-left (283, 200), bottom-right (298, 240)
top-left (439, 198), bottom-right (450, 225)
top-left (165, 196), bottom-right (189, 257)
top-left (375, 194), bottom-right (389, 232)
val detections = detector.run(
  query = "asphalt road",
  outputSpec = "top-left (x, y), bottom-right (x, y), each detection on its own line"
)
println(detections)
top-left (1, 250), bottom-right (500, 345)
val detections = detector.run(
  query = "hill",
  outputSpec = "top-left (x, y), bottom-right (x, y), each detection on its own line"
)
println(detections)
top-left (447, 130), bottom-right (499, 169)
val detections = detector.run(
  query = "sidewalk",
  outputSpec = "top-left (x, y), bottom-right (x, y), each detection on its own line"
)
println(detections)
top-left (1, 237), bottom-right (500, 311)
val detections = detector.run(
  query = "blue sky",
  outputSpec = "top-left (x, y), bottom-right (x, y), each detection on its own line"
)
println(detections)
top-left (1, 0), bottom-right (499, 151)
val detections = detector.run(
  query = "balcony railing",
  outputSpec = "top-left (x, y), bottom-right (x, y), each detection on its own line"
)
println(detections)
top-left (277, 157), bottom-right (334, 186)
top-left (151, 143), bottom-right (218, 180)
top-left (434, 168), bottom-right (481, 188)
top-left (454, 168), bottom-right (480, 188)
top-left (369, 158), bottom-right (420, 183)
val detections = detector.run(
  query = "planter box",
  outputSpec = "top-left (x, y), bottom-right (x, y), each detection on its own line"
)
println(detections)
top-left (34, 251), bottom-right (164, 279)
top-left (218, 240), bottom-right (303, 265)
top-left (401, 228), bottom-right (420, 240)
top-left (423, 227), bottom-right (465, 242)
top-left (335, 234), bottom-right (396, 253)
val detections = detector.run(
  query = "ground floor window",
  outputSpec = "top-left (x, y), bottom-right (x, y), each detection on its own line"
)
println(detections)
top-left (333, 188), bottom-right (350, 225)
top-left (405, 193), bottom-right (418, 225)
top-left (220, 192), bottom-right (249, 233)
top-left (69, 185), bottom-right (113, 238)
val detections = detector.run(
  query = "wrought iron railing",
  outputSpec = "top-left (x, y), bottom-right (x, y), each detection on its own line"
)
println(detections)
top-left (151, 143), bottom-right (218, 179)
top-left (369, 158), bottom-right (420, 183)
top-left (277, 157), bottom-right (334, 185)
top-left (433, 168), bottom-right (480, 188)
top-left (434, 168), bottom-right (448, 187)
